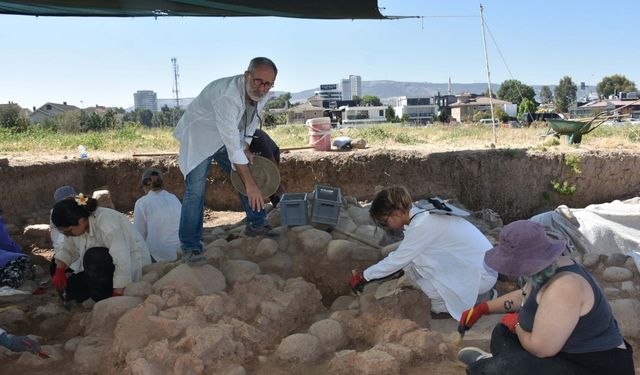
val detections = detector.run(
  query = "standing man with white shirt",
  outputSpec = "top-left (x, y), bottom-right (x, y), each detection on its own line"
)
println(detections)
top-left (173, 57), bottom-right (278, 266)
top-left (133, 168), bottom-right (181, 262)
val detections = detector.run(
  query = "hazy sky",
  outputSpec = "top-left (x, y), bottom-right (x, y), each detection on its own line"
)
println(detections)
top-left (2, 0), bottom-right (639, 109)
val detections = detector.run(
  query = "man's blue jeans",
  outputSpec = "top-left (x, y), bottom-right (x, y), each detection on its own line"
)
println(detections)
top-left (179, 146), bottom-right (266, 253)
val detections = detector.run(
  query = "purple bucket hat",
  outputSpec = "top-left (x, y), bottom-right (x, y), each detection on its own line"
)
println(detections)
top-left (484, 220), bottom-right (566, 277)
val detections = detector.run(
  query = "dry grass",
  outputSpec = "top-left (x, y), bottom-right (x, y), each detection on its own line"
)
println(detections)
top-left (1, 122), bottom-right (639, 157)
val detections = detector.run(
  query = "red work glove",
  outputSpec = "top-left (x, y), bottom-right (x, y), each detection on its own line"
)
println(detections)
top-left (350, 270), bottom-right (367, 294)
top-left (52, 268), bottom-right (68, 291)
top-left (458, 302), bottom-right (489, 334)
top-left (500, 312), bottom-right (519, 333)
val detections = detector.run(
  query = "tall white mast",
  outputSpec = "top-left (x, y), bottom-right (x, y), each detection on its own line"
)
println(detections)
top-left (480, 4), bottom-right (497, 144)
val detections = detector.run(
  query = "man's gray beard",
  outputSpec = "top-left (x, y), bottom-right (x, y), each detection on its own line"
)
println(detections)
top-left (246, 83), bottom-right (264, 102)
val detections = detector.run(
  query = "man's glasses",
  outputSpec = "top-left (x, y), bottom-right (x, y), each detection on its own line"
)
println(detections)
top-left (251, 77), bottom-right (274, 90)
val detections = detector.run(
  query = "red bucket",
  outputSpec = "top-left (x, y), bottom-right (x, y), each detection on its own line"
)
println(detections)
top-left (306, 117), bottom-right (331, 151)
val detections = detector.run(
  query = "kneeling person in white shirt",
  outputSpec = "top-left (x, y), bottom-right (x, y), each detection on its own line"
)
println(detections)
top-left (134, 168), bottom-right (182, 262)
top-left (351, 186), bottom-right (498, 321)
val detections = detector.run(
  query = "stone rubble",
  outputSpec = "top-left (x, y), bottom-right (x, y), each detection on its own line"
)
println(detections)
top-left (1, 194), bottom-right (638, 374)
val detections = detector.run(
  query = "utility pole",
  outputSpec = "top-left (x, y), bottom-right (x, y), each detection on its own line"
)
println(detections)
top-left (480, 4), bottom-right (497, 144)
top-left (171, 57), bottom-right (180, 126)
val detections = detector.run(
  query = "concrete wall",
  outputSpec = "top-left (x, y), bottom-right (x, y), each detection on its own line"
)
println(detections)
top-left (1, 149), bottom-right (639, 227)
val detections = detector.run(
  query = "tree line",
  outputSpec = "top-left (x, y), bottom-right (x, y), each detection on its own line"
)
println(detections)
top-left (0, 105), bottom-right (185, 132)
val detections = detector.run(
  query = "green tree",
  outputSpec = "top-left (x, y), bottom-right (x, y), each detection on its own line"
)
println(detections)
top-left (0, 104), bottom-right (21, 128)
top-left (539, 86), bottom-right (553, 104)
top-left (596, 74), bottom-right (637, 98)
top-left (554, 76), bottom-right (577, 113)
top-left (385, 106), bottom-right (396, 122)
top-left (361, 95), bottom-right (381, 106)
top-left (496, 79), bottom-right (536, 106)
top-left (265, 93), bottom-right (292, 109)
top-left (518, 97), bottom-right (538, 119)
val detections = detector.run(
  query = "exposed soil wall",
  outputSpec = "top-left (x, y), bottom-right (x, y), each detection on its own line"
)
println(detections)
top-left (2, 149), bottom-right (639, 227)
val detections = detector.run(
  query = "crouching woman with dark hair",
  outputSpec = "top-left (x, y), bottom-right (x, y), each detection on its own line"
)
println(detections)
top-left (51, 194), bottom-right (152, 302)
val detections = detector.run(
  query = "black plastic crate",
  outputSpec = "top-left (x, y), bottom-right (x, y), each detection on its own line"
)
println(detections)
top-left (311, 185), bottom-right (341, 226)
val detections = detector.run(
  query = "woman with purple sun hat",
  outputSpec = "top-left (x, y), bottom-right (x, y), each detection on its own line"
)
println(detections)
top-left (457, 220), bottom-right (634, 375)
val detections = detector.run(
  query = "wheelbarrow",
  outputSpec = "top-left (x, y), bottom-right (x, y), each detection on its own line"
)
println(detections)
top-left (543, 98), bottom-right (640, 144)
top-left (545, 118), bottom-right (602, 144)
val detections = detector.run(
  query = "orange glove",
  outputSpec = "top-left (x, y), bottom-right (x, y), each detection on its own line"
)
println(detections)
top-left (52, 268), bottom-right (68, 291)
top-left (350, 270), bottom-right (367, 294)
top-left (500, 312), bottom-right (519, 333)
top-left (458, 302), bottom-right (489, 334)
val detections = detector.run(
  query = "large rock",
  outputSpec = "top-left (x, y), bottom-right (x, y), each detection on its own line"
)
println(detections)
top-left (125, 281), bottom-right (153, 298)
top-left (195, 294), bottom-right (225, 321)
top-left (258, 252), bottom-right (292, 275)
top-left (348, 206), bottom-right (373, 226)
top-left (74, 336), bottom-right (112, 374)
top-left (113, 304), bottom-right (159, 355)
top-left (175, 323), bottom-right (244, 361)
top-left (308, 319), bottom-right (347, 352)
top-left (153, 264), bottom-right (226, 295)
top-left (298, 228), bottom-right (333, 254)
top-left (275, 333), bottom-right (321, 363)
top-left (329, 348), bottom-right (400, 375)
top-left (23, 224), bottom-right (52, 247)
top-left (400, 329), bottom-right (444, 360)
top-left (372, 343), bottom-right (413, 365)
top-left (92, 190), bottom-right (115, 209)
top-left (222, 260), bottom-right (261, 284)
top-left (86, 296), bottom-right (142, 337)
top-left (326, 240), bottom-right (354, 261)
top-left (375, 319), bottom-right (418, 343)
top-left (602, 266), bottom-right (633, 282)
top-left (353, 225), bottom-right (384, 245)
top-left (254, 238), bottom-right (279, 259)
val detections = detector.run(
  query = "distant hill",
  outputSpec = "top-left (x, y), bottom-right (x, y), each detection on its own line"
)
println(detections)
top-left (290, 81), bottom-right (499, 102)
top-left (289, 81), bottom-right (598, 104)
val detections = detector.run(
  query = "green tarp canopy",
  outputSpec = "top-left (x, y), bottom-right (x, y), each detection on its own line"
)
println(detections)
top-left (0, 0), bottom-right (386, 19)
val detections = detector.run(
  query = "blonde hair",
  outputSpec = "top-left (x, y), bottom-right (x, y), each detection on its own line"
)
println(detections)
top-left (369, 185), bottom-right (413, 223)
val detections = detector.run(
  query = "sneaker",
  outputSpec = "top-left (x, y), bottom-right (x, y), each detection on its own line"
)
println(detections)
top-left (457, 347), bottom-right (492, 366)
top-left (184, 251), bottom-right (207, 266)
top-left (244, 224), bottom-right (278, 238)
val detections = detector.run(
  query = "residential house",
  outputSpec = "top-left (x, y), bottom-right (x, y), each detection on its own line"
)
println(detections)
top-left (571, 94), bottom-right (640, 119)
top-left (341, 105), bottom-right (387, 127)
top-left (449, 94), bottom-right (514, 122)
top-left (30, 102), bottom-right (80, 123)
top-left (287, 102), bottom-right (325, 124)
top-left (390, 97), bottom-right (438, 124)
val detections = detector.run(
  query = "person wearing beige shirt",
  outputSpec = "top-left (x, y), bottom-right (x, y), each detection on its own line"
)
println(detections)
top-left (51, 194), bottom-right (151, 302)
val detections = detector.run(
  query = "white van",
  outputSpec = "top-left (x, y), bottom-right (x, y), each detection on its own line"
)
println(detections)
top-left (477, 119), bottom-right (498, 126)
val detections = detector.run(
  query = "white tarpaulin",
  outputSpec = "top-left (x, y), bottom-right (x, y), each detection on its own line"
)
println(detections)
top-left (531, 197), bottom-right (640, 271)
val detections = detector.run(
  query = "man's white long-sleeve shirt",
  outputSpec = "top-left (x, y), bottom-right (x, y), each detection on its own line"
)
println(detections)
top-left (133, 190), bottom-right (181, 262)
top-left (363, 206), bottom-right (497, 320)
top-left (173, 74), bottom-right (269, 177)
top-left (54, 207), bottom-right (152, 289)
